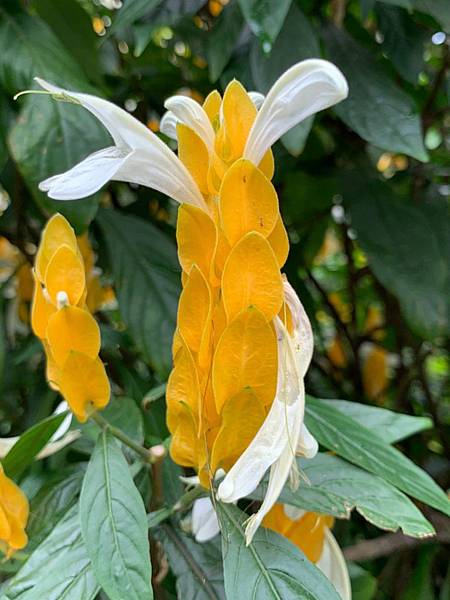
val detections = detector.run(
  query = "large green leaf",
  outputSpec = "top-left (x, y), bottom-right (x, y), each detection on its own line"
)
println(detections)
top-left (414, 0), bottom-right (450, 32)
top-left (325, 400), bottom-right (433, 443)
top-left (348, 563), bottom-right (378, 600)
top-left (156, 523), bottom-right (225, 600)
top-left (216, 502), bottom-right (340, 600)
top-left (0, 11), bottom-right (110, 232)
top-left (1, 412), bottom-right (67, 480)
top-left (344, 179), bottom-right (450, 339)
top-left (207, 2), bottom-right (244, 83)
top-left (305, 397), bottom-right (450, 517)
top-left (109, 0), bottom-right (163, 34)
top-left (1, 505), bottom-right (99, 600)
top-left (97, 208), bottom-right (180, 378)
top-left (254, 453), bottom-right (434, 538)
top-left (322, 25), bottom-right (428, 161)
top-left (79, 431), bottom-right (152, 600)
top-left (238, 0), bottom-right (292, 46)
top-left (250, 4), bottom-right (319, 156)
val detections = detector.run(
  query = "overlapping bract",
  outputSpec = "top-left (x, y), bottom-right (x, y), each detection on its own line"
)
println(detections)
top-left (0, 465), bottom-right (29, 558)
top-left (31, 214), bottom-right (110, 421)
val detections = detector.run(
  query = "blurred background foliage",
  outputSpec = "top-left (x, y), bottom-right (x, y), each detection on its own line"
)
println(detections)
top-left (0, 0), bottom-right (449, 597)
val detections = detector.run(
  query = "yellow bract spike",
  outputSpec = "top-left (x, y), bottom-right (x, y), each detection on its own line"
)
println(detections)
top-left (212, 306), bottom-right (278, 412)
top-left (267, 214), bottom-right (290, 268)
top-left (0, 465), bottom-right (29, 558)
top-left (177, 204), bottom-right (217, 283)
top-left (77, 232), bottom-right (95, 274)
top-left (46, 305), bottom-right (101, 367)
top-left (59, 352), bottom-right (110, 422)
top-left (31, 270), bottom-right (56, 339)
top-left (169, 404), bottom-right (200, 468)
top-left (166, 336), bottom-right (201, 431)
top-left (43, 341), bottom-right (61, 390)
top-left (177, 123), bottom-right (210, 195)
top-left (202, 90), bottom-right (221, 126)
top-left (211, 388), bottom-right (266, 473)
top-left (45, 244), bottom-right (86, 306)
top-left (178, 265), bottom-right (211, 354)
top-left (259, 148), bottom-right (275, 180)
top-left (219, 159), bottom-right (278, 246)
top-left (35, 213), bottom-right (77, 282)
top-left (221, 231), bottom-right (283, 322)
top-left (221, 80), bottom-right (257, 160)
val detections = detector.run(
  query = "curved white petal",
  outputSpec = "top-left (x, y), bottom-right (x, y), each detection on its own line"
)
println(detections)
top-left (50, 401), bottom-right (73, 442)
top-left (191, 497), bottom-right (220, 542)
top-left (160, 110), bottom-right (179, 140)
top-left (244, 59), bottom-right (348, 166)
top-left (39, 146), bottom-right (129, 200)
top-left (317, 530), bottom-right (352, 600)
top-left (36, 430), bottom-right (81, 459)
top-left (164, 95), bottom-right (215, 152)
top-left (296, 423), bottom-right (318, 459)
top-left (283, 277), bottom-right (314, 378)
top-left (34, 78), bottom-right (206, 210)
top-left (248, 91), bottom-right (265, 109)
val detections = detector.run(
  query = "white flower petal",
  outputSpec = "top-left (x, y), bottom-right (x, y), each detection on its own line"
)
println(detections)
top-left (283, 504), bottom-right (306, 521)
top-left (0, 437), bottom-right (17, 458)
top-left (164, 95), bottom-right (215, 152)
top-left (160, 110), bottom-right (179, 140)
top-left (317, 530), bottom-right (352, 600)
top-left (283, 277), bottom-right (314, 378)
top-left (296, 423), bottom-right (318, 459)
top-left (50, 401), bottom-right (73, 442)
top-left (248, 91), bottom-right (265, 109)
top-left (191, 497), bottom-right (220, 542)
top-left (39, 147), bottom-right (129, 200)
top-left (217, 319), bottom-right (302, 504)
top-left (244, 59), bottom-right (348, 165)
top-left (36, 430), bottom-right (81, 459)
top-left (35, 78), bottom-right (206, 210)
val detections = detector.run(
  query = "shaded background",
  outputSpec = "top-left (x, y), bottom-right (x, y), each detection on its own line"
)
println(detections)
top-left (0, 0), bottom-right (448, 597)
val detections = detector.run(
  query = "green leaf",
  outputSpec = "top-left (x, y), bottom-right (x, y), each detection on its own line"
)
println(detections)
top-left (377, 4), bottom-right (428, 85)
top-left (156, 523), bottom-right (225, 600)
top-left (344, 179), bottom-right (450, 339)
top-left (238, 0), bottom-right (292, 46)
top-left (305, 396), bottom-right (450, 517)
top-left (1, 412), bottom-right (67, 480)
top-left (0, 12), bottom-right (110, 232)
top-left (414, 0), bottom-right (450, 33)
top-left (283, 171), bottom-right (336, 225)
top-left (27, 466), bottom-right (85, 549)
top-left (324, 400), bottom-right (433, 443)
top-left (255, 453), bottom-right (434, 538)
top-left (250, 4), bottom-right (319, 155)
top-left (80, 430), bottom-right (152, 600)
top-left (101, 396), bottom-right (144, 444)
top-left (109, 0), bottom-right (163, 34)
top-left (348, 563), bottom-right (378, 600)
top-left (322, 25), bottom-right (428, 161)
top-left (32, 0), bottom-right (102, 84)
top-left (207, 2), bottom-right (244, 82)
top-left (97, 208), bottom-right (180, 378)
top-left (216, 502), bottom-right (340, 600)
top-left (1, 505), bottom-right (99, 600)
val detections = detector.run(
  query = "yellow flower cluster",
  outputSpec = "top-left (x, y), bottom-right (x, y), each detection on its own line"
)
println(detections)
top-left (31, 214), bottom-right (110, 422)
top-left (0, 465), bottom-right (29, 558)
top-left (167, 81), bottom-right (292, 486)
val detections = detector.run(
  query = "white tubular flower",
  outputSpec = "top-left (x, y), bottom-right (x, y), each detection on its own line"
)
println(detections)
top-left (317, 529), bottom-right (352, 600)
top-left (217, 278), bottom-right (317, 545)
top-left (191, 497), bottom-right (220, 542)
top-left (244, 59), bottom-right (348, 166)
top-left (164, 95), bottom-right (215, 152)
top-left (248, 91), bottom-right (265, 109)
top-left (159, 110), bottom-right (179, 141)
top-left (34, 78), bottom-right (207, 211)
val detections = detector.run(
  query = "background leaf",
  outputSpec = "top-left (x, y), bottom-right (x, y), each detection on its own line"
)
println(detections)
top-left (238, 0), bottom-right (292, 46)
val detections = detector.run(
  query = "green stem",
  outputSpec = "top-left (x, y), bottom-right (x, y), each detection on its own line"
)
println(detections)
top-left (90, 411), bottom-right (159, 463)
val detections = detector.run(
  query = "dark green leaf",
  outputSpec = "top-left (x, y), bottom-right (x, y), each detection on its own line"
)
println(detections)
top-left (414, 0), bottom-right (450, 33)
top-left (156, 523), bottom-right (225, 600)
top-left (2, 412), bottom-right (67, 480)
top-left (101, 396), bottom-right (144, 444)
top-left (207, 2), bottom-right (244, 82)
top-left (348, 563), bottom-right (378, 600)
top-left (97, 208), bottom-right (180, 378)
top-left (217, 502), bottom-right (340, 600)
top-left (2, 505), bottom-right (99, 600)
top-left (80, 431), bottom-right (152, 600)
top-left (250, 4), bottom-right (319, 155)
top-left (325, 400), bottom-right (433, 443)
top-left (238, 0), bottom-right (292, 46)
top-left (109, 0), bottom-right (163, 34)
top-left (322, 25), bottom-right (428, 161)
top-left (344, 180), bottom-right (450, 339)
top-left (305, 396), bottom-right (450, 516)
top-left (283, 171), bottom-right (336, 226)
top-left (255, 453), bottom-right (434, 537)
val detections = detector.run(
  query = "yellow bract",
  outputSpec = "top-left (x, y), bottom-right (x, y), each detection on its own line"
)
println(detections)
top-left (178, 124), bottom-right (209, 195)
top-left (212, 307), bottom-right (278, 412)
top-left (32, 213), bottom-right (110, 421)
top-left (0, 465), bottom-right (29, 559)
top-left (177, 265), bottom-right (211, 355)
top-left (60, 352), bottom-right (110, 422)
top-left (177, 204), bottom-right (217, 283)
top-left (221, 232), bottom-right (283, 322)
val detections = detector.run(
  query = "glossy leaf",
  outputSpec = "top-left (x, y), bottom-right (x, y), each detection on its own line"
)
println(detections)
top-left (79, 431), bottom-right (152, 600)
top-left (238, 0), bottom-right (292, 45)
top-left (207, 2), bottom-right (244, 82)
